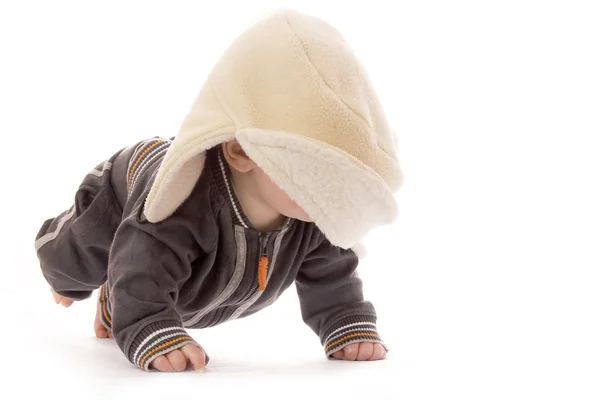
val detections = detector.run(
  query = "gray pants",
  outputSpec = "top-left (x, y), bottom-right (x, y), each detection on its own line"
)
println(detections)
top-left (34, 144), bottom-right (135, 301)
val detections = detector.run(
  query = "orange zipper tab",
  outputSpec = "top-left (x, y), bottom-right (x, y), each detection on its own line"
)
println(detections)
top-left (258, 256), bottom-right (269, 291)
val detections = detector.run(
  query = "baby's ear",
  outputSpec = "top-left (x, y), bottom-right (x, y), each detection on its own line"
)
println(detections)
top-left (221, 140), bottom-right (256, 172)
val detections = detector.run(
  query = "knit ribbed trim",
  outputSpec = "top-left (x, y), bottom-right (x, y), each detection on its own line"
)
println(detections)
top-left (207, 146), bottom-right (291, 231)
top-left (100, 284), bottom-right (208, 371)
top-left (322, 315), bottom-right (387, 357)
top-left (98, 283), bottom-right (112, 331)
top-left (128, 320), bottom-right (198, 371)
top-left (207, 146), bottom-right (254, 229)
top-left (127, 138), bottom-right (171, 197)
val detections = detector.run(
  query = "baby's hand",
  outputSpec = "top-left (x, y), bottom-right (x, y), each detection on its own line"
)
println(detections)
top-left (331, 342), bottom-right (386, 361)
top-left (150, 344), bottom-right (206, 372)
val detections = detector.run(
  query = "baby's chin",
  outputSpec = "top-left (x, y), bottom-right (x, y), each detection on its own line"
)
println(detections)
top-left (293, 214), bottom-right (312, 223)
top-left (285, 208), bottom-right (312, 223)
top-left (278, 198), bottom-right (312, 222)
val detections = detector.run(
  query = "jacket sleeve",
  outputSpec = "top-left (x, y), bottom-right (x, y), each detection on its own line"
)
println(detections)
top-left (295, 232), bottom-right (388, 358)
top-left (103, 208), bottom-right (204, 371)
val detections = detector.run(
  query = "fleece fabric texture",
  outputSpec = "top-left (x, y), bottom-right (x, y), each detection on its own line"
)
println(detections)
top-left (143, 9), bottom-right (404, 249)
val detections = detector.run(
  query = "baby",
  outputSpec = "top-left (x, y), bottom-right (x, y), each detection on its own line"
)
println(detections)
top-left (34, 9), bottom-right (403, 372)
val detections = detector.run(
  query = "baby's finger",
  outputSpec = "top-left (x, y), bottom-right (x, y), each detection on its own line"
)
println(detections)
top-left (343, 343), bottom-right (360, 361)
top-left (150, 355), bottom-right (174, 372)
top-left (181, 344), bottom-right (206, 371)
top-left (356, 342), bottom-right (373, 361)
top-left (331, 350), bottom-right (345, 360)
top-left (370, 344), bottom-right (386, 361)
top-left (166, 349), bottom-right (187, 372)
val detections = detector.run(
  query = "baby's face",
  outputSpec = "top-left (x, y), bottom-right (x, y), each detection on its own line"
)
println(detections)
top-left (253, 166), bottom-right (312, 223)
top-left (221, 140), bottom-right (311, 224)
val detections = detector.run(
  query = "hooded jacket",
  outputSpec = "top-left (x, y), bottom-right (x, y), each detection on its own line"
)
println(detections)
top-left (34, 9), bottom-right (403, 371)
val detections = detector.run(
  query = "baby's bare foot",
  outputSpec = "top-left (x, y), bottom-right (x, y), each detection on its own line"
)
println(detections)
top-left (51, 288), bottom-right (73, 307)
top-left (94, 299), bottom-right (113, 339)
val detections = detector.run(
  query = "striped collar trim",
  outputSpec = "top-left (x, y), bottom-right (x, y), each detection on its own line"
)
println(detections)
top-left (211, 146), bottom-right (254, 229)
top-left (208, 145), bottom-right (291, 232)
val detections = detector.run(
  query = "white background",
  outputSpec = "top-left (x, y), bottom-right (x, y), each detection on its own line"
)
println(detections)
top-left (1, 1), bottom-right (599, 399)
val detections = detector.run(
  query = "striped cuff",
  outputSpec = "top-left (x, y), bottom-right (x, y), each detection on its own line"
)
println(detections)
top-left (128, 320), bottom-right (198, 371)
top-left (98, 284), bottom-right (113, 331)
top-left (322, 315), bottom-right (388, 357)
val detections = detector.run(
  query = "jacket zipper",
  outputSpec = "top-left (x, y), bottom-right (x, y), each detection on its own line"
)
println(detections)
top-left (257, 233), bottom-right (270, 292)
top-left (238, 232), bottom-right (270, 303)
top-left (208, 232), bottom-right (270, 327)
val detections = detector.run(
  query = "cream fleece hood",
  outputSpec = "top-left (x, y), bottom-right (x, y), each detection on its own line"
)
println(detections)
top-left (143, 9), bottom-right (404, 250)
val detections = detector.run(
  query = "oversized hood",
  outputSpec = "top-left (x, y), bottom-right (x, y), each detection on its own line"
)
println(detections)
top-left (143, 9), bottom-right (404, 249)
